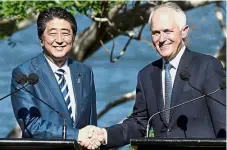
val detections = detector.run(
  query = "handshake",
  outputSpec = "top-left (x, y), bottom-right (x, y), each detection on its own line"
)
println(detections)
top-left (78, 125), bottom-right (107, 150)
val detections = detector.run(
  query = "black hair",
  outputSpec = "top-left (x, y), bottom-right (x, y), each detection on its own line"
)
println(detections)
top-left (37, 7), bottom-right (77, 40)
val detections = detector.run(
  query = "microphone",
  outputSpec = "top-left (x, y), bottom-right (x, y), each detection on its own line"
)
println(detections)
top-left (180, 70), bottom-right (226, 107)
top-left (0, 74), bottom-right (30, 101)
top-left (19, 73), bottom-right (67, 140)
top-left (146, 86), bottom-right (222, 137)
top-left (27, 73), bottom-right (39, 85)
top-left (18, 107), bottom-right (29, 120)
top-left (217, 129), bottom-right (226, 138)
top-left (18, 107), bottom-right (33, 138)
top-left (16, 73), bottom-right (27, 85)
top-left (177, 115), bottom-right (188, 138)
top-left (29, 106), bottom-right (41, 118)
top-left (220, 78), bottom-right (226, 90)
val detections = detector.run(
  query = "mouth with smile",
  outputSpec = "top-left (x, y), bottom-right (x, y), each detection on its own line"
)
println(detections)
top-left (53, 46), bottom-right (66, 51)
top-left (159, 43), bottom-right (171, 51)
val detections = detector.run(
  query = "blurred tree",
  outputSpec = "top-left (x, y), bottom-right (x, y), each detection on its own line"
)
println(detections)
top-left (1, 1), bottom-right (224, 62)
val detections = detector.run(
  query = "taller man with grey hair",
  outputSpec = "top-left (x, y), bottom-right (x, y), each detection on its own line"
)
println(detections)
top-left (79, 2), bottom-right (226, 150)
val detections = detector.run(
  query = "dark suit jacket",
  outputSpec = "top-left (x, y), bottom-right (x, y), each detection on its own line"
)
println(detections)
top-left (11, 53), bottom-right (97, 139)
top-left (105, 48), bottom-right (226, 148)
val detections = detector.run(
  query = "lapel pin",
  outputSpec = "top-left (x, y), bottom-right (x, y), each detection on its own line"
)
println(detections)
top-left (77, 73), bottom-right (81, 83)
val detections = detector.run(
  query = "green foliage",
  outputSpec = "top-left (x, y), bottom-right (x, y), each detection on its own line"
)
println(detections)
top-left (1, 1), bottom-right (73, 21)
top-left (0, 0), bottom-right (127, 38)
top-left (127, 110), bottom-right (155, 150)
top-left (0, 1), bottom-right (127, 21)
top-left (149, 127), bottom-right (154, 137)
top-left (129, 127), bottom-right (154, 150)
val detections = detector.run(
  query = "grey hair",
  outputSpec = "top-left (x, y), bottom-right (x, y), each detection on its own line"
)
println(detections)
top-left (148, 2), bottom-right (187, 30)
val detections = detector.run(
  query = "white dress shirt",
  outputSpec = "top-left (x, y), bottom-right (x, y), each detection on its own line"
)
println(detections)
top-left (45, 55), bottom-right (76, 122)
top-left (162, 45), bottom-right (186, 106)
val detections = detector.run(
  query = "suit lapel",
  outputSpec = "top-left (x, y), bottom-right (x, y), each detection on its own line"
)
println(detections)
top-left (169, 49), bottom-right (194, 122)
top-left (68, 59), bottom-right (82, 126)
top-left (33, 53), bottom-right (73, 124)
top-left (151, 59), bottom-right (168, 126)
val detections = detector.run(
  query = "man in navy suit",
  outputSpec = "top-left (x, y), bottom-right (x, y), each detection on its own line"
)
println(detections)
top-left (79, 2), bottom-right (226, 150)
top-left (11, 7), bottom-right (99, 143)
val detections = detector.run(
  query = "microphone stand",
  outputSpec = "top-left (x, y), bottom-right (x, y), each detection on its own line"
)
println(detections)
top-left (180, 70), bottom-right (226, 107)
top-left (187, 81), bottom-right (226, 107)
top-left (17, 73), bottom-right (67, 140)
top-left (22, 86), bottom-right (68, 140)
top-left (0, 83), bottom-right (30, 101)
top-left (145, 88), bottom-right (220, 138)
top-left (63, 118), bottom-right (67, 139)
top-left (183, 130), bottom-right (187, 138)
top-left (177, 115), bottom-right (188, 138)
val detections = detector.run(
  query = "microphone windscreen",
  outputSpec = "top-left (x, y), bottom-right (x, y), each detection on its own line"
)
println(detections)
top-left (180, 70), bottom-right (190, 81)
top-left (28, 73), bottom-right (39, 85)
top-left (29, 106), bottom-right (41, 118)
top-left (18, 107), bottom-right (29, 120)
top-left (16, 74), bottom-right (27, 85)
top-left (217, 129), bottom-right (226, 138)
top-left (177, 115), bottom-right (188, 131)
top-left (220, 78), bottom-right (226, 90)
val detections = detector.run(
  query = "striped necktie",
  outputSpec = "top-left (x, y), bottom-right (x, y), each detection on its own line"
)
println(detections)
top-left (55, 69), bottom-right (73, 120)
top-left (164, 61), bottom-right (172, 124)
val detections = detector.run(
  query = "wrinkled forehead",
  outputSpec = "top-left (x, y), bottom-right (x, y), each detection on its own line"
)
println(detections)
top-left (152, 7), bottom-right (175, 22)
top-left (150, 7), bottom-right (178, 28)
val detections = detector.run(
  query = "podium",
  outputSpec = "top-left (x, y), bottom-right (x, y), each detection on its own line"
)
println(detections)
top-left (0, 138), bottom-right (83, 150)
top-left (130, 138), bottom-right (226, 150)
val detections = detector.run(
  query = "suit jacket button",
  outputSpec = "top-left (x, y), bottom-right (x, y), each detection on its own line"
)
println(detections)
top-left (167, 128), bottom-right (171, 132)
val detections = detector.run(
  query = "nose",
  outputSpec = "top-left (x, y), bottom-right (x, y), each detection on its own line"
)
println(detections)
top-left (55, 33), bottom-right (63, 44)
top-left (159, 32), bottom-right (166, 43)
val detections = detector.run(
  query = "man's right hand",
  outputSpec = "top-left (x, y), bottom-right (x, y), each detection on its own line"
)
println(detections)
top-left (78, 125), bottom-right (107, 150)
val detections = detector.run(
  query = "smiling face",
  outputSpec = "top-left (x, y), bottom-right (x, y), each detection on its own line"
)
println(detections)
top-left (41, 18), bottom-right (74, 63)
top-left (150, 7), bottom-right (189, 61)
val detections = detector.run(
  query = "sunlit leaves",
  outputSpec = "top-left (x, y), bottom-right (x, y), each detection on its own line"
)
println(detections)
top-left (0, 1), bottom-right (127, 21)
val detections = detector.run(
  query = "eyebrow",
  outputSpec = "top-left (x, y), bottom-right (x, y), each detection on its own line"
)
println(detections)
top-left (151, 30), bottom-right (160, 34)
top-left (152, 28), bottom-right (173, 33)
top-left (48, 28), bottom-right (71, 32)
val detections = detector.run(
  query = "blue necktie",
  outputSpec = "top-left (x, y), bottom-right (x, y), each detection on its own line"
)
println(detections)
top-left (164, 62), bottom-right (172, 124)
top-left (55, 69), bottom-right (73, 120)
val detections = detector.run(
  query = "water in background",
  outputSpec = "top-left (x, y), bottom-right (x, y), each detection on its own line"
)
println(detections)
top-left (0, 3), bottom-right (225, 149)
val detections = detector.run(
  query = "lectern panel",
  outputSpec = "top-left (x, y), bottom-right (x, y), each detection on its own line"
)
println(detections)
top-left (131, 138), bottom-right (226, 150)
top-left (0, 138), bottom-right (83, 150)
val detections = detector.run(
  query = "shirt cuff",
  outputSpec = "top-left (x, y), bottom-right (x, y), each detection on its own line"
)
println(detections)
top-left (102, 128), bottom-right (108, 145)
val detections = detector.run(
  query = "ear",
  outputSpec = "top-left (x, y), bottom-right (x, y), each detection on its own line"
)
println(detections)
top-left (40, 40), bottom-right (44, 47)
top-left (71, 35), bottom-right (76, 45)
top-left (181, 25), bottom-right (189, 38)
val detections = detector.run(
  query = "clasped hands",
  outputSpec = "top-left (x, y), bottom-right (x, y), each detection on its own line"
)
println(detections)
top-left (78, 125), bottom-right (107, 150)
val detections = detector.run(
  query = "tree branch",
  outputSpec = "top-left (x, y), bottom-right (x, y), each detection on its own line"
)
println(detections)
top-left (71, 1), bottom-right (215, 61)
top-left (98, 91), bottom-right (135, 119)
top-left (0, 14), bottom-right (37, 37)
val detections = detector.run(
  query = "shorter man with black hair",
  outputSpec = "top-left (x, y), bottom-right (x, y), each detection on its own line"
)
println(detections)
top-left (11, 7), bottom-right (102, 145)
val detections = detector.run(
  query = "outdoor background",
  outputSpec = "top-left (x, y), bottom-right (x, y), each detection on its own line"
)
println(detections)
top-left (0, 1), bottom-right (226, 149)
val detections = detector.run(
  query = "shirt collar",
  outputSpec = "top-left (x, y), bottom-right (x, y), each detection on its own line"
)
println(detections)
top-left (44, 54), bottom-right (68, 74)
top-left (163, 45), bottom-right (186, 69)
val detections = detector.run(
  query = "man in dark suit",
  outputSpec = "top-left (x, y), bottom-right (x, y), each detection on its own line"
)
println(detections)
top-left (11, 7), bottom-right (98, 142)
top-left (79, 2), bottom-right (226, 150)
